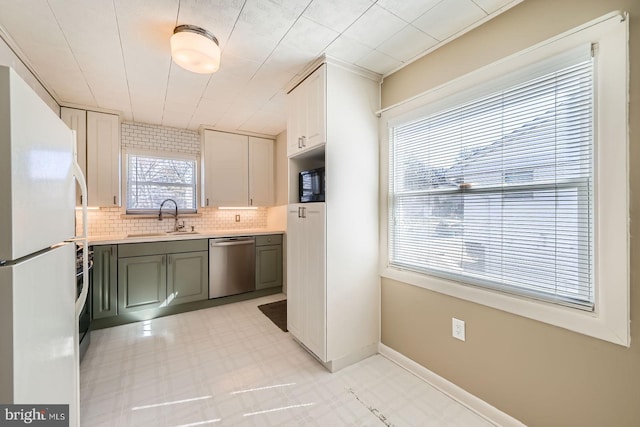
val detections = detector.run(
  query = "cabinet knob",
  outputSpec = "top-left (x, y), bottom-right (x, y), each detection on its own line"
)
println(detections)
top-left (301, 136), bottom-right (306, 147)
top-left (113, 195), bottom-right (117, 205)
top-left (206, 198), bottom-right (209, 206)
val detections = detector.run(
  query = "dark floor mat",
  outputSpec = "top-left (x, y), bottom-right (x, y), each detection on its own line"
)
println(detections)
top-left (258, 299), bottom-right (287, 332)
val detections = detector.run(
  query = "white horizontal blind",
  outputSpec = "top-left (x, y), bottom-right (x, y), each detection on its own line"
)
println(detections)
top-left (127, 153), bottom-right (197, 213)
top-left (389, 48), bottom-right (594, 309)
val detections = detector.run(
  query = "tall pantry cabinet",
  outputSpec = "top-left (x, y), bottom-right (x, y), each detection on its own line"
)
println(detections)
top-left (286, 58), bottom-right (380, 372)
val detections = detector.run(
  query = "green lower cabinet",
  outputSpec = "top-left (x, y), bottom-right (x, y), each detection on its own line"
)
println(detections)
top-left (256, 244), bottom-right (282, 290)
top-left (118, 254), bottom-right (168, 314)
top-left (167, 251), bottom-right (208, 305)
top-left (92, 245), bottom-right (118, 319)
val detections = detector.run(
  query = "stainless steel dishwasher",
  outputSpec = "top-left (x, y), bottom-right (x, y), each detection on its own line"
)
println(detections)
top-left (208, 237), bottom-right (256, 298)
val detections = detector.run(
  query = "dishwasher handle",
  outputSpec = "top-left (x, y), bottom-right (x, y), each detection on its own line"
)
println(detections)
top-left (210, 238), bottom-right (255, 247)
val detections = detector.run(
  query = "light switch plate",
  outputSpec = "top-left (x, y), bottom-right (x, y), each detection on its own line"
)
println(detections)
top-left (452, 318), bottom-right (465, 341)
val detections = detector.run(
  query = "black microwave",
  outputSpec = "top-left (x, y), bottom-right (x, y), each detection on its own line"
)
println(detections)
top-left (299, 167), bottom-right (325, 203)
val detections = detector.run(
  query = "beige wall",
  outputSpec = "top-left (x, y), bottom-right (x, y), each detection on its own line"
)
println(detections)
top-left (380, 1), bottom-right (640, 426)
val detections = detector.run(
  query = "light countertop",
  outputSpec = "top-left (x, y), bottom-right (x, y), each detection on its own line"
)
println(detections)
top-left (87, 229), bottom-right (285, 245)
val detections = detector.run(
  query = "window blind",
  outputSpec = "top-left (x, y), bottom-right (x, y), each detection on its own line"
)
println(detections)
top-left (389, 48), bottom-right (594, 309)
top-left (127, 153), bottom-right (197, 213)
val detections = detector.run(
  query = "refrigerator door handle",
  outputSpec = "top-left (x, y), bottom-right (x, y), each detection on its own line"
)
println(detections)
top-left (71, 130), bottom-right (89, 317)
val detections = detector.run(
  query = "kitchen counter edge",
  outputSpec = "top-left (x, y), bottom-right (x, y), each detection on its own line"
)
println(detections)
top-left (87, 229), bottom-right (285, 246)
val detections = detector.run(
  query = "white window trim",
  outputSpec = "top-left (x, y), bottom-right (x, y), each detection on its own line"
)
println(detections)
top-left (121, 148), bottom-right (200, 214)
top-left (379, 12), bottom-right (630, 346)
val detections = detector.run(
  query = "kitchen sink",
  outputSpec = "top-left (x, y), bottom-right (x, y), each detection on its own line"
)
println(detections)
top-left (166, 231), bottom-right (200, 235)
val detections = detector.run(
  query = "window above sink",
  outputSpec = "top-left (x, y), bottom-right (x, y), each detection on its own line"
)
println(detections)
top-left (124, 149), bottom-right (197, 215)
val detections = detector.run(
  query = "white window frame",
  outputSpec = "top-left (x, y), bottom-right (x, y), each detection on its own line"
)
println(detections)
top-left (379, 12), bottom-right (629, 346)
top-left (122, 148), bottom-right (199, 215)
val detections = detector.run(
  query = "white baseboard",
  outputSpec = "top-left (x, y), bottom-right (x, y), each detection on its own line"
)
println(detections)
top-left (325, 342), bottom-right (378, 372)
top-left (378, 343), bottom-right (526, 427)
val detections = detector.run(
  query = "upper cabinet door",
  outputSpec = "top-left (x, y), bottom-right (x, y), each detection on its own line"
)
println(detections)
top-left (287, 64), bottom-right (326, 157)
top-left (60, 107), bottom-right (87, 206)
top-left (86, 111), bottom-right (120, 207)
top-left (286, 84), bottom-right (303, 156)
top-left (202, 130), bottom-right (249, 207)
top-left (303, 65), bottom-right (326, 151)
top-left (248, 137), bottom-right (274, 207)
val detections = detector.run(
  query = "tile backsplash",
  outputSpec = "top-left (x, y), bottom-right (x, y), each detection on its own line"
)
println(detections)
top-left (121, 121), bottom-right (200, 154)
top-left (77, 122), bottom-right (278, 237)
top-left (77, 207), bottom-right (268, 237)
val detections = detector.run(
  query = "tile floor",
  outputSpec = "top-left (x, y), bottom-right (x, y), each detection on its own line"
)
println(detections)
top-left (80, 294), bottom-right (494, 426)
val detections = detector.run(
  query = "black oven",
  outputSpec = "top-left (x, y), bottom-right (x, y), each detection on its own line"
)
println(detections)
top-left (76, 245), bottom-right (93, 363)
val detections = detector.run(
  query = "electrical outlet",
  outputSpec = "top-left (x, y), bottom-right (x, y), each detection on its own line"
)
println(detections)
top-left (235, 214), bottom-right (240, 222)
top-left (452, 318), bottom-right (465, 341)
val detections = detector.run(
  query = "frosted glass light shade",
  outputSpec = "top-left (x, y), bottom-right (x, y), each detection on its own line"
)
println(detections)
top-left (170, 25), bottom-right (220, 74)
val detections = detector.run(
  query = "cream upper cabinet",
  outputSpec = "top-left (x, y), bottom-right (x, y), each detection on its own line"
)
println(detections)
top-left (61, 108), bottom-right (119, 207)
top-left (287, 64), bottom-right (326, 157)
top-left (86, 111), bottom-right (120, 207)
top-left (60, 107), bottom-right (87, 206)
top-left (202, 130), bottom-right (274, 207)
top-left (202, 131), bottom-right (248, 207)
top-left (249, 136), bottom-right (274, 207)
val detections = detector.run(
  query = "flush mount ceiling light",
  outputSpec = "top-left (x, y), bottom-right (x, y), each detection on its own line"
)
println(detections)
top-left (170, 25), bottom-right (220, 74)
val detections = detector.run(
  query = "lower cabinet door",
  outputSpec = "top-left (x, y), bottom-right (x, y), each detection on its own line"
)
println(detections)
top-left (167, 251), bottom-right (209, 305)
top-left (255, 244), bottom-right (282, 290)
top-left (92, 245), bottom-right (117, 319)
top-left (118, 255), bottom-right (167, 314)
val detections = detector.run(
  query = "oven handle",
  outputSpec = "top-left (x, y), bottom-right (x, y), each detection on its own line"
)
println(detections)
top-left (76, 259), bottom-right (94, 278)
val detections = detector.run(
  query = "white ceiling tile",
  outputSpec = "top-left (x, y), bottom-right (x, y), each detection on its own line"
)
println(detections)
top-left (160, 109), bottom-right (193, 129)
top-left (214, 53), bottom-right (263, 82)
top-left (279, 17), bottom-right (338, 57)
top-left (262, 45), bottom-right (316, 76)
top-left (262, 90), bottom-right (287, 112)
top-left (238, 108), bottom-right (286, 136)
top-left (376, 0), bottom-right (441, 22)
top-left (342, 4), bottom-right (407, 49)
top-left (303, 0), bottom-right (373, 33)
top-left (0, 0), bottom-right (95, 103)
top-left (165, 65), bottom-right (211, 106)
top-left (377, 25), bottom-right (438, 62)
top-left (129, 102), bottom-right (164, 126)
top-left (413, 0), bottom-right (486, 41)
top-left (202, 79), bottom-right (244, 102)
top-left (47, 0), bottom-right (130, 111)
top-left (355, 49), bottom-right (402, 75)
top-left (112, 0), bottom-right (177, 123)
top-left (214, 111), bottom-right (248, 132)
top-left (324, 36), bottom-right (374, 64)
top-left (472, 0), bottom-right (516, 14)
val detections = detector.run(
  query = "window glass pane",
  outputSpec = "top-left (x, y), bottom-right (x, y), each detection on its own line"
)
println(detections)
top-left (127, 154), bottom-right (196, 212)
top-left (389, 52), bottom-right (594, 309)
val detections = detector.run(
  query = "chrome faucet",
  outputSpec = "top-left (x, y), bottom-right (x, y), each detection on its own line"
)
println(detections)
top-left (158, 199), bottom-right (181, 231)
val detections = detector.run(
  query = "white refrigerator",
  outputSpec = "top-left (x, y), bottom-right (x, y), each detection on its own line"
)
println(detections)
top-left (0, 66), bottom-right (87, 427)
